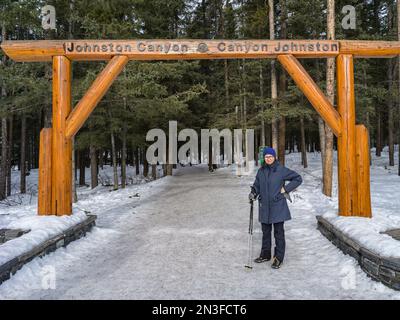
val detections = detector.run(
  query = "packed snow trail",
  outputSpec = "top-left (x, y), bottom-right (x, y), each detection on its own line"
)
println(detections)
top-left (1, 157), bottom-right (400, 299)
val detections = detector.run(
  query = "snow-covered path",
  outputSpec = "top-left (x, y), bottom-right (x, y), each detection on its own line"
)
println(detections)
top-left (1, 158), bottom-right (400, 299)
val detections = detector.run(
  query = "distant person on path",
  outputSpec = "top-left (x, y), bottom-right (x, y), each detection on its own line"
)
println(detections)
top-left (248, 147), bottom-right (302, 269)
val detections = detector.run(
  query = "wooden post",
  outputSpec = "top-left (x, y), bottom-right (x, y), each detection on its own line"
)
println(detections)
top-left (52, 56), bottom-right (72, 216)
top-left (356, 125), bottom-right (372, 217)
top-left (38, 128), bottom-right (52, 215)
top-left (337, 54), bottom-right (359, 216)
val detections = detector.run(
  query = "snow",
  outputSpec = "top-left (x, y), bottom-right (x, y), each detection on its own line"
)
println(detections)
top-left (0, 212), bottom-right (88, 266)
top-left (0, 164), bottom-right (158, 267)
top-left (0, 148), bottom-right (399, 299)
top-left (320, 147), bottom-right (400, 258)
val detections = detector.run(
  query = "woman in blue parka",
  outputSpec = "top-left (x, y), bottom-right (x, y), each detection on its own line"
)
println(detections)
top-left (249, 147), bottom-right (302, 269)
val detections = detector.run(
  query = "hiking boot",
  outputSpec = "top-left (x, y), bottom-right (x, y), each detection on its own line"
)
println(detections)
top-left (271, 257), bottom-right (282, 269)
top-left (254, 255), bottom-right (271, 263)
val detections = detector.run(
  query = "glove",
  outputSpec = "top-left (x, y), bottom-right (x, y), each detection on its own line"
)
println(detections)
top-left (280, 186), bottom-right (292, 203)
top-left (249, 192), bottom-right (256, 201)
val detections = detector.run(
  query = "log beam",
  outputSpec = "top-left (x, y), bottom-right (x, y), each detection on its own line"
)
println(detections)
top-left (2, 40), bottom-right (400, 62)
top-left (38, 128), bottom-right (52, 215)
top-left (65, 55), bottom-right (129, 139)
top-left (356, 125), bottom-right (372, 218)
top-left (52, 56), bottom-right (72, 216)
top-left (277, 54), bottom-right (342, 137)
top-left (340, 40), bottom-right (400, 57)
top-left (337, 54), bottom-right (359, 217)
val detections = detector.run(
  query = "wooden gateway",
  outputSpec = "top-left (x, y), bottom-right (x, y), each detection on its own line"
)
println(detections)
top-left (1, 39), bottom-right (400, 217)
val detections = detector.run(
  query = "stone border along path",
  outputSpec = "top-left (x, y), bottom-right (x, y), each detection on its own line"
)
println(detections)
top-left (317, 215), bottom-right (400, 290)
top-left (0, 214), bottom-right (97, 285)
top-left (0, 229), bottom-right (30, 245)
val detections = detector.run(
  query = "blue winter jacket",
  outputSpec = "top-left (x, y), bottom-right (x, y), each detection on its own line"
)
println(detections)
top-left (252, 161), bottom-right (302, 224)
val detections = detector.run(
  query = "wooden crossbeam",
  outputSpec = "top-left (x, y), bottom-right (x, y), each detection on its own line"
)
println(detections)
top-left (277, 54), bottom-right (342, 137)
top-left (2, 40), bottom-right (400, 62)
top-left (65, 55), bottom-right (129, 139)
top-left (340, 40), bottom-right (400, 57)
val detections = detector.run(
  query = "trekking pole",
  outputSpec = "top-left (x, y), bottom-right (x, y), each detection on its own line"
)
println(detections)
top-left (245, 199), bottom-right (254, 269)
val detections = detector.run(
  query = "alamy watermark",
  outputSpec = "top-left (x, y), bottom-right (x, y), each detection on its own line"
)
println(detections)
top-left (41, 4), bottom-right (355, 32)
top-left (341, 5), bottom-right (356, 30)
top-left (41, 5), bottom-right (56, 30)
top-left (146, 121), bottom-right (255, 175)
top-left (0, 264), bottom-right (56, 299)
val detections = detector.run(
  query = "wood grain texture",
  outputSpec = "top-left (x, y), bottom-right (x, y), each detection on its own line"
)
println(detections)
top-left (52, 56), bottom-right (72, 216)
top-left (38, 128), bottom-right (52, 216)
top-left (337, 54), bottom-right (359, 217)
top-left (340, 40), bottom-right (400, 57)
top-left (2, 40), bottom-right (400, 62)
top-left (2, 39), bottom-right (339, 61)
top-left (356, 125), bottom-right (372, 218)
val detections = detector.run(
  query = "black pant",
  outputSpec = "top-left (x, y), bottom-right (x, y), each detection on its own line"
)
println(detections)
top-left (261, 222), bottom-right (285, 262)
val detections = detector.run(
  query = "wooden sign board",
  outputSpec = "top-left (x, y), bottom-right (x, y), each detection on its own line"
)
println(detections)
top-left (0, 39), bottom-right (341, 62)
top-left (63, 40), bottom-right (340, 60)
top-left (2, 39), bottom-right (400, 62)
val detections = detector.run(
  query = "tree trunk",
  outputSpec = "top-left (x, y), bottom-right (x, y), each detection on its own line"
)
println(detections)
top-left (27, 131), bottom-right (32, 171)
top-left (315, 60), bottom-right (327, 173)
top-left (376, 107), bottom-right (382, 156)
top-left (135, 147), bottom-right (140, 175)
top-left (318, 116), bottom-right (326, 157)
top-left (269, 0), bottom-right (278, 152)
top-left (300, 117), bottom-right (308, 168)
top-left (388, 58), bottom-right (395, 166)
top-left (0, 118), bottom-right (7, 200)
top-left (111, 131), bottom-right (118, 190)
top-left (265, 118), bottom-right (271, 146)
top-left (208, 140), bottom-right (213, 171)
top-left (242, 60), bottom-right (247, 133)
top-left (323, 0), bottom-right (335, 197)
top-left (43, 29), bottom-right (55, 129)
top-left (277, 0), bottom-right (287, 165)
top-left (309, 135), bottom-right (314, 152)
top-left (79, 150), bottom-right (86, 186)
top-left (165, 141), bottom-right (173, 175)
top-left (361, 64), bottom-right (372, 165)
top-left (90, 144), bottom-right (98, 189)
top-left (121, 121), bottom-right (127, 188)
top-left (278, 118), bottom-right (286, 164)
top-left (152, 164), bottom-right (157, 180)
top-left (398, 0), bottom-right (400, 175)
top-left (167, 164), bottom-right (173, 176)
top-left (143, 149), bottom-right (149, 178)
top-left (224, 59), bottom-right (229, 110)
top-left (20, 114), bottom-right (26, 194)
top-left (74, 149), bottom-right (78, 182)
top-left (0, 24), bottom-right (7, 200)
top-left (72, 138), bottom-right (78, 202)
top-left (6, 116), bottom-right (13, 197)
top-left (260, 62), bottom-right (265, 146)
top-left (98, 148), bottom-right (103, 169)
